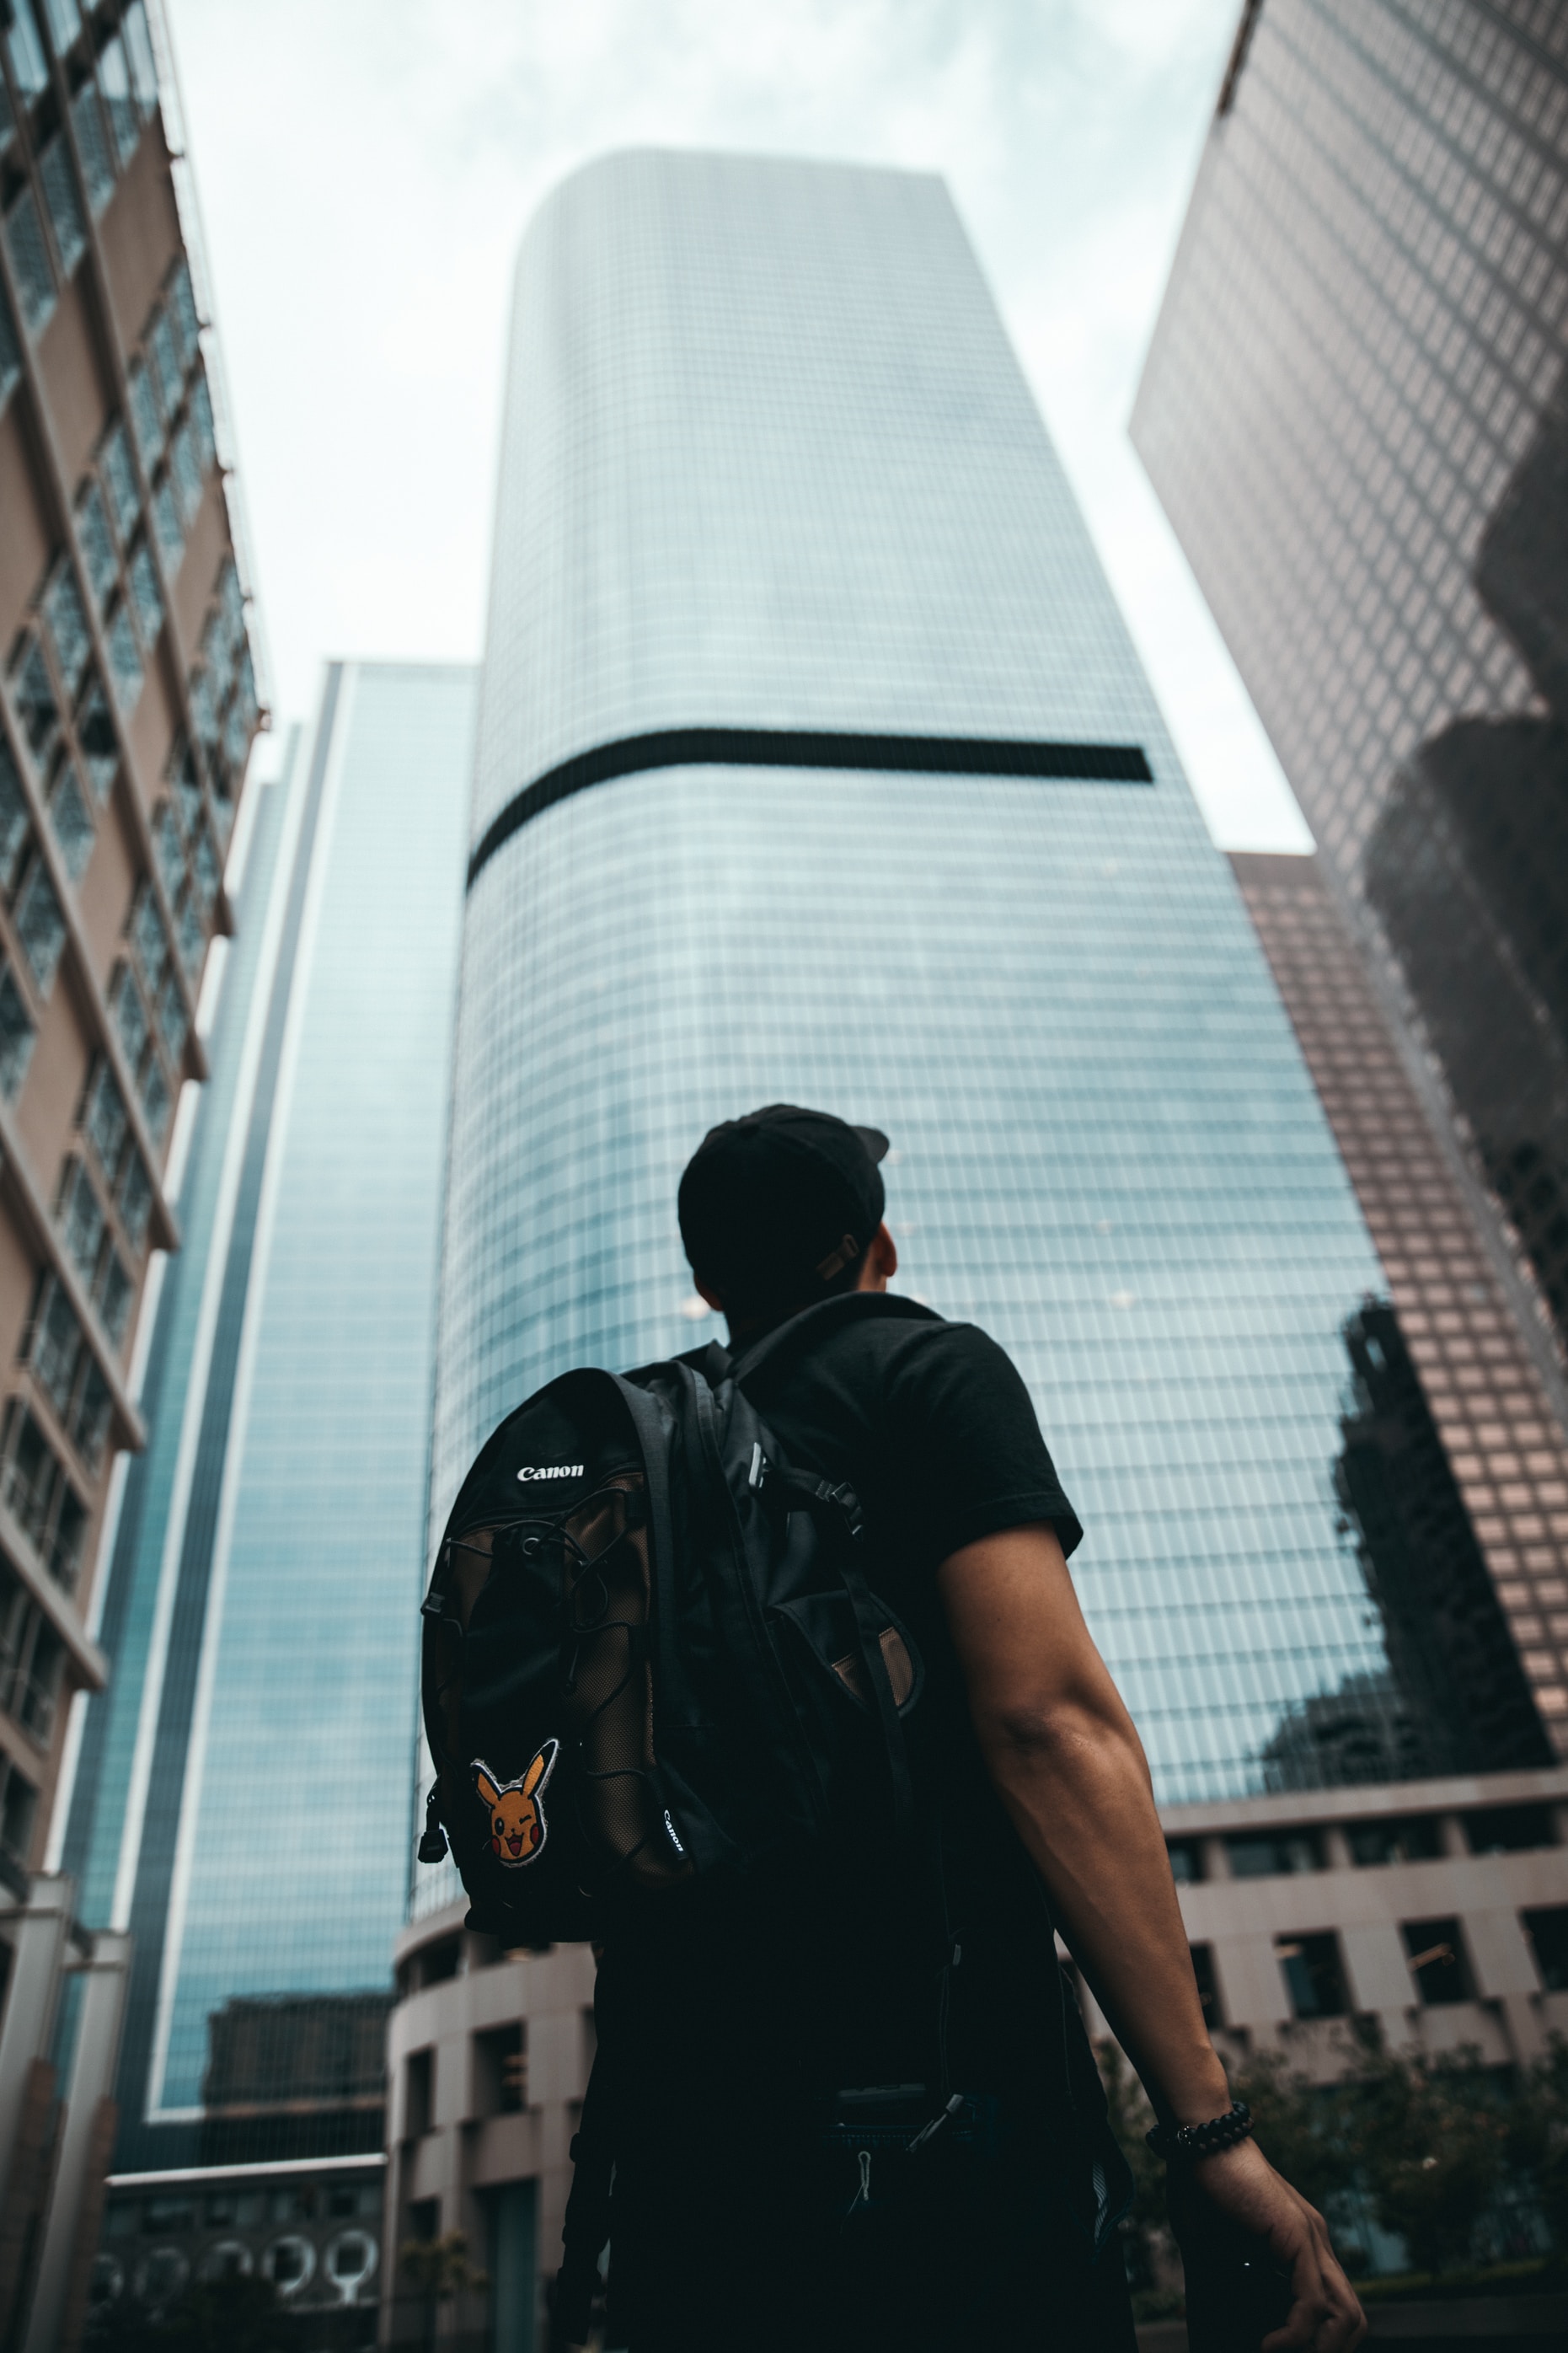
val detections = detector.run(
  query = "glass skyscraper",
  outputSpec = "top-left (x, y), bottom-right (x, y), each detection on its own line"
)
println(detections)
top-left (60, 662), bottom-right (474, 2220)
top-left (425, 144), bottom-right (1464, 1825)
top-left (391, 152), bottom-right (1568, 2340)
top-left (1131, 0), bottom-right (1568, 1729)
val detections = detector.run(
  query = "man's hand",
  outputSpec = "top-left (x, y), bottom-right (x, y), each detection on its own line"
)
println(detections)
top-left (1171, 2139), bottom-right (1366, 2352)
top-left (938, 1523), bottom-right (1366, 2350)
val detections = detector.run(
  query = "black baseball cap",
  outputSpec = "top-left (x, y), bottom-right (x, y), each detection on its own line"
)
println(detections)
top-left (678, 1104), bottom-right (890, 1313)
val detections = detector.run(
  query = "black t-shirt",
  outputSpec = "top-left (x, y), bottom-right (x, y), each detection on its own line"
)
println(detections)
top-left (731, 1286), bottom-right (1083, 1575)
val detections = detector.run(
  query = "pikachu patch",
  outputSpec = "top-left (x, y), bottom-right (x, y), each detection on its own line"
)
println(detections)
top-left (474, 1741), bottom-right (559, 1868)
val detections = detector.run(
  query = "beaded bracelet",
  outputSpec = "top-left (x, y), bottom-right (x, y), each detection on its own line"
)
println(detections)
top-left (1146, 2098), bottom-right (1253, 2162)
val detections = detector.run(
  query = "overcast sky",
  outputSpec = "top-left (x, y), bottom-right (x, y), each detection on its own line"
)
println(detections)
top-left (166, 0), bottom-right (1310, 852)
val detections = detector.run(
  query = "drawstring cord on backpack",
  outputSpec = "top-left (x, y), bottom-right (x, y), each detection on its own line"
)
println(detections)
top-left (551, 2013), bottom-right (617, 2350)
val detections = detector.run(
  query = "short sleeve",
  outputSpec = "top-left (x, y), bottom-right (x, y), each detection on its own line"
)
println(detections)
top-left (880, 1321), bottom-right (1084, 1566)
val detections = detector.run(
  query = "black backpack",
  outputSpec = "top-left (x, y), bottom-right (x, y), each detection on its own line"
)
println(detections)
top-left (416, 1313), bottom-right (924, 1947)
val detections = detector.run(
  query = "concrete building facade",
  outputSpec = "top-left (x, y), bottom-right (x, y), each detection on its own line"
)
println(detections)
top-left (0, 1), bottom-right (262, 2340)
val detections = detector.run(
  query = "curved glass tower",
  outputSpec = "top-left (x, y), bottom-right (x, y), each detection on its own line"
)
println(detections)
top-left (428, 147), bottom-right (1430, 1834)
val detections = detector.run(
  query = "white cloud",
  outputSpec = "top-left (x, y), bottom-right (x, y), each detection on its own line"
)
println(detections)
top-left (171, 0), bottom-right (1309, 850)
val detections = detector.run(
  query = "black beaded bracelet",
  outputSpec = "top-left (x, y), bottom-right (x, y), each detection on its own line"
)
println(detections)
top-left (1146, 2098), bottom-right (1253, 2162)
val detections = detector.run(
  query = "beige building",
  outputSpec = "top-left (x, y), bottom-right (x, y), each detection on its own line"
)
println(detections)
top-left (0, 0), bottom-right (261, 2340)
top-left (384, 1907), bottom-right (597, 2352)
top-left (385, 1771), bottom-right (1568, 2345)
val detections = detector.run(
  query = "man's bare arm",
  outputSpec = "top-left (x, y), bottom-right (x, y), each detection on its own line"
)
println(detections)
top-left (938, 1522), bottom-right (1365, 2353)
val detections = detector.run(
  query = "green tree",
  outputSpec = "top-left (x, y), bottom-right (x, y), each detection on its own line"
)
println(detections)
top-left (1351, 2045), bottom-right (1507, 2278)
top-left (1229, 2046), bottom-right (1358, 2225)
top-left (1511, 2034), bottom-right (1568, 2257)
top-left (399, 2230), bottom-right (487, 2353)
top-left (1095, 2039), bottom-right (1172, 2297)
top-left (86, 2273), bottom-right (287, 2353)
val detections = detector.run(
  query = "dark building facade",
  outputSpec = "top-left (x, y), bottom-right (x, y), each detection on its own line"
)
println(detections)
top-left (1132, 0), bottom-right (1568, 1376)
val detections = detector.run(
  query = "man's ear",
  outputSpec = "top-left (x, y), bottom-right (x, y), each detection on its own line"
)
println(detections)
top-left (857, 1222), bottom-right (898, 1289)
top-left (694, 1274), bottom-right (725, 1313)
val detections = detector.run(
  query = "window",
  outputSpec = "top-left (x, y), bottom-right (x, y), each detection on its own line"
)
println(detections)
top-left (110, 962), bottom-right (150, 1075)
top-left (84, 1060), bottom-right (129, 1181)
top-left (474, 2022), bottom-right (527, 2115)
top-left (1402, 1918), bottom-right (1474, 2007)
top-left (42, 0), bottom-right (83, 51)
top-left (0, 733), bottom-right (29, 891)
top-left (99, 1248), bottom-right (131, 1347)
top-left (45, 562), bottom-right (91, 696)
top-left (0, 1400), bottom-right (83, 1588)
top-left (1276, 1932), bottom-right (1348, 2019)
top-left (152, 476), bottom-right (183, 565)
top-left (1463, 1805), bottom-right (1558, 1855)
top-left (29, 1274), bottom-right (85, 1420)
top-left (190, 369), bottom-right (217, 470)
top-left (126, 359), bottom-right (162, 469)
top-left (128, 541), bottom-right (163, 646)
top-left (0, 279), bottom-right (21, 413)
top-left (1191, 1942), bottom-right (1223, 2028)
top-left (156, 962), bottom-right (187, 1055)
top-left (4, 0), bottom-right (48, 97)
top-left (14, 860), bottom-right (67, 994)
top-left (123, 3), bottom-right (158, 115)
top-left (1167, 1838), bottom-right (1205, 1884)
top-left (1228, 1830), bottom-right (1324, 1879)
top-left (150, 308), bottom-right (179, 415)
top-left (169, 260), bottom-right (199, 368)
top-left (46, 763), bottom-right (92, 882)
top-left (189, 665), bottom-right (217, 752)
top-left (170, 421), bottom-right (202, 526)
top-left (59, 1157), bottom-right (104, 1294)
top-left (139, 1055), bottom-right (169, 1144)
top-left (98, 34), bottom-right (140, 166)
top-left (4, 188), bottom-right (56, 335)
top-left (75, 678), bottom-right (117, 801)
top-left (131, 882), bottom-right (169, 991)
top-left (37, 139), bottom-right (86, 281)
top-left (1348, 1816), bottom-right (1446, 1866)
top-left (71, 81), bottom-right (115, 216)
top-left (12, 633), bottom-right (59, 757)
top-left (1523, 1907), bottom-right (1568, 1994)
top-left (116, 1150), bottom-right (151, 1249)
top-left (99, 421), bottom-right (139, 541)
top-left (150, 800), bottom-right (179, 889)
top-left (404, 2049), bottom-right (433, 2141)
top-left (76, 482), bottom-right (118, 605)
top-left (0, 1761), bottom-right (39, 1868)
top-left (72, 1357), bottom-right (110, 1467)
top-left (104, 603), bottom-right (142, 711)
top-left (0, 963), bottom-right (35, 1098)
top-left (175, 893), bottom-right (202, 983)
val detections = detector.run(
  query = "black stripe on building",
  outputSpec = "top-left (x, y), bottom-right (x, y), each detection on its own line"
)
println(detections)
top-left (466, 726), bottom-right (1154, 889)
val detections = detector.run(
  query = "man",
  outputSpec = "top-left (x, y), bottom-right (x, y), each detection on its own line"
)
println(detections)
top-left (589, 1105), bottom-right (1364, 2353)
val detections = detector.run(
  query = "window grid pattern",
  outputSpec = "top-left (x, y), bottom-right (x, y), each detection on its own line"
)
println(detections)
top-left (421, 154), bottom-right (1432, 1905)
top-left (1232, 852), bottom-right (1568, 1729)
top-left (1132, 0), bottom-right (1568, 876)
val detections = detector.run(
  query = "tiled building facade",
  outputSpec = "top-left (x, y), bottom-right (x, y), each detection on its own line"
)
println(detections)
top-left (1231, 854), bottom-right (1568, 1734)
top-left (0, 3), bottom-right (263, 2342)
top-left (0, 0), bottom-right (262, 1891)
